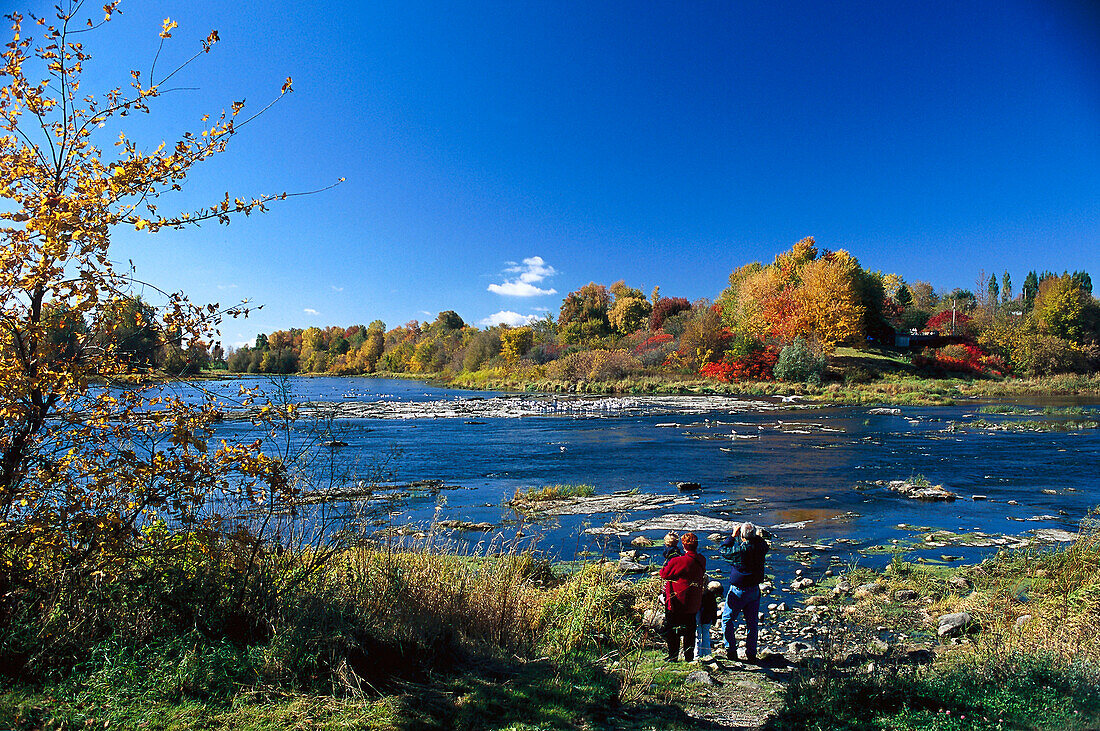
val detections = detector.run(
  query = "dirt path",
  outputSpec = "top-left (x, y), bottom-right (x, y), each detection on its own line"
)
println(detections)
top-left (676, 655), bottom-right (791, 730)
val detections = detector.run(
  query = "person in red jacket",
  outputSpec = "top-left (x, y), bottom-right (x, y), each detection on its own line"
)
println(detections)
top-left (658, 532), bottom-right (706, 662)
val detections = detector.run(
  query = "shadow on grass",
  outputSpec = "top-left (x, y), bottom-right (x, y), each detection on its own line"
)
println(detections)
top-left (387, 654), bottom-right (732, 731)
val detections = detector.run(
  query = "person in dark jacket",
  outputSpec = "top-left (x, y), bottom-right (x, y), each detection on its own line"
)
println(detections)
top-left (658, 531), bottom-right (706, 662)
top-left (694, 580), bottom-right (722, 660)
top-left (720, 522), bottom-right (769, 662)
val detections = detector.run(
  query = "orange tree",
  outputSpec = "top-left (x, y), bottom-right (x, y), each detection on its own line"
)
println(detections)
top-left (0, 4), bottom-right (320, 572)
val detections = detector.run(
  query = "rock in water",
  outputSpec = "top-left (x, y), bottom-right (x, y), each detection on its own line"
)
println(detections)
top-left (674, 481), bottom-right (702, 491)
top-left (887, 479), bottom-right (957, 502)
top-left (937, 611), bottom-right (972, 637)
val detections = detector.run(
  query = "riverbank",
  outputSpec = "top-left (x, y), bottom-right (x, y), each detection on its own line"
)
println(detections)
top-left (3, 518), bottom-right (1098, 730)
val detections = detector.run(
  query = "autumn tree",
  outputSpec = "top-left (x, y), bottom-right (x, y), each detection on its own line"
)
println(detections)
top-left (558, 282), bottom-right (611, 343)
top-left (608, 282), bottom-right (652, 335)
top-left (500, 327), bottom-right (534, 364)
top-left (0, 5), bottom-right (312, 566)
top-left (716, 238), bottom-right (870, 351)
top-left (1033, 274), bottom-right (1089, 343)
top-left (649, 296), bottom-right (692, 331)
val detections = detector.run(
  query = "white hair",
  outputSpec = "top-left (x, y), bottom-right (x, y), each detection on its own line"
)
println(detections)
top-left (740, 522), bottom-right (757, 538)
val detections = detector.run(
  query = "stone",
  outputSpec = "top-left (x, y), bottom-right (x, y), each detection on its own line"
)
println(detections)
top-left (824, 569), bottom-right (834, 577)
top-left (1007, 500), bottom-right (1019, 506)
top-left (887, 479), bottom-right (957, 502)
top-left (1015, 614), bottom-right (1032, 628)
top-left (1032, 529), bottom-right (1077, 543)
top-left (435, 520), bottom-right (495, 531)
top-left (674, 481), bottom-right (702, 491)
top-left (618, 559), bottom-right (648, 573)
top-left (643, 608), bottom-right (665, 629)
top-left (777, 602), bottom-right (788, 611)
top-left (972, 495), bottom-right (987, 501)
top-left (631, 535), bottom-right (654, 547)
top-left (619, 549), bottom-right (641, 561)
top-left (948, 576), bottom-right (970, 592)
top-left (1041, 489), bottom-right (1058, 495)
top-left (937, 611), bottom-right (972, 637)
top-left (684, 670), bottom-right (715, 686)
top-left (833, 580), bottom-right (853, 596)
top-left (853, 582), bottom-right (884, 599)
top-left (804, 595), bottom-right (828, 606)
top-left (894, 589), bottom-right (919, 601)
top-left (903, 646), bottom-right (934, 663)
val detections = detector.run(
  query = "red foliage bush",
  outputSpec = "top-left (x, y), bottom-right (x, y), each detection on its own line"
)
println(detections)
top-left (632, 333), bottom-right (674, 356)
top-left (913, 343), bottom-right (1007, 376)
top-left (649, 297), bottom-right (692, 331)
top-left (700, 348), bottom-right (779, 382)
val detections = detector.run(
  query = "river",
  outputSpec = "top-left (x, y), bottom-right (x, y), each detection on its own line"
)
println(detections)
top-left (173, 376), bottom-right (1099, 580)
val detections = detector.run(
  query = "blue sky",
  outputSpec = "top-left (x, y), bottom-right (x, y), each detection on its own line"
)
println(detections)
top-left (67, 0), bottom-right (1100, 346)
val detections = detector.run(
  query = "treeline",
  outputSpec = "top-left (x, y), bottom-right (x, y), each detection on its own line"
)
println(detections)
top-left (224, 238), bottom-right (1100, 383)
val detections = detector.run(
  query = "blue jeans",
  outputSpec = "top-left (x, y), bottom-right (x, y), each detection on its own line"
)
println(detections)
top-left (722, 584), bottom-right (760, 659)
top-left (694, 609), bottom-right (713, 658)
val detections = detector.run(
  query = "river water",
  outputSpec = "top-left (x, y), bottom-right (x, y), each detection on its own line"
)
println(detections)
top-left (178, 376), bottom-right (1099, 579)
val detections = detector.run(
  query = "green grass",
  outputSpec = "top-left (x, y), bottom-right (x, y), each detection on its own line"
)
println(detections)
top-left (512, 483), bottom-right (596, 503)
top-left (768, 653), bottom-right (1100, 731)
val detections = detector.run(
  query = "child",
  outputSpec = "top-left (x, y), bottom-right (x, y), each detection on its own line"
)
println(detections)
top-left (695, 580), bottom-right (722, 660)
top-left (662, 532), bottom-right (682, 561)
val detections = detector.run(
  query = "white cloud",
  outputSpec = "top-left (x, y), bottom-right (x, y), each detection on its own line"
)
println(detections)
top-left (419, 310), bottom-right (432, 317)
top-left (331, 285), bottom-right (344, 292)
top-left (488, 281), bottom-right (556, 297)
top-left (506, 255), bottom-right (556, 283)
top-left (488, 256), bottom-right (557, 297)
top-left (217, 283), bottom-right (238, 290)
top-left (304, 308), bottom-right (320, 315)
top-left (479, 310), bottom-right (540, 327)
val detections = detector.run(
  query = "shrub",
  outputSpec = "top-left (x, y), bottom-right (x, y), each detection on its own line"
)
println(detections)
top-left (700, 347), bottom-right (779, 382)
top-left (1014, 335), bottom-right (1090, 376)
top-left (773, 337), bottom-right (826, 383)
top-left (545, 350), bottom-right (642, 382)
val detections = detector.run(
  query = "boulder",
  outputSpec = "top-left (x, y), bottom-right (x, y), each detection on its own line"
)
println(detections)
top-left (684, 670), bottom-right (715, 686)
top-left (631, 535), bottom-right (654, 547)
top-left (643, 608), bottom-right (665, 629)
top-left (618, 559), bottom-right (648, 573)
top-left (947, 576), bottom-right (971, 592)
top-left (1015, 614), bottom-right (1032, 628)
top-left (833, 580), bottom-right (853, 596)
top-left (674, 481), bottom-right (702, 491)
top-left (894, 589), bottom-right (920, 602)
top-left (853, 582), bottom-right (885, 599)
top-left (937, 611), bottom-right (972, 637)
